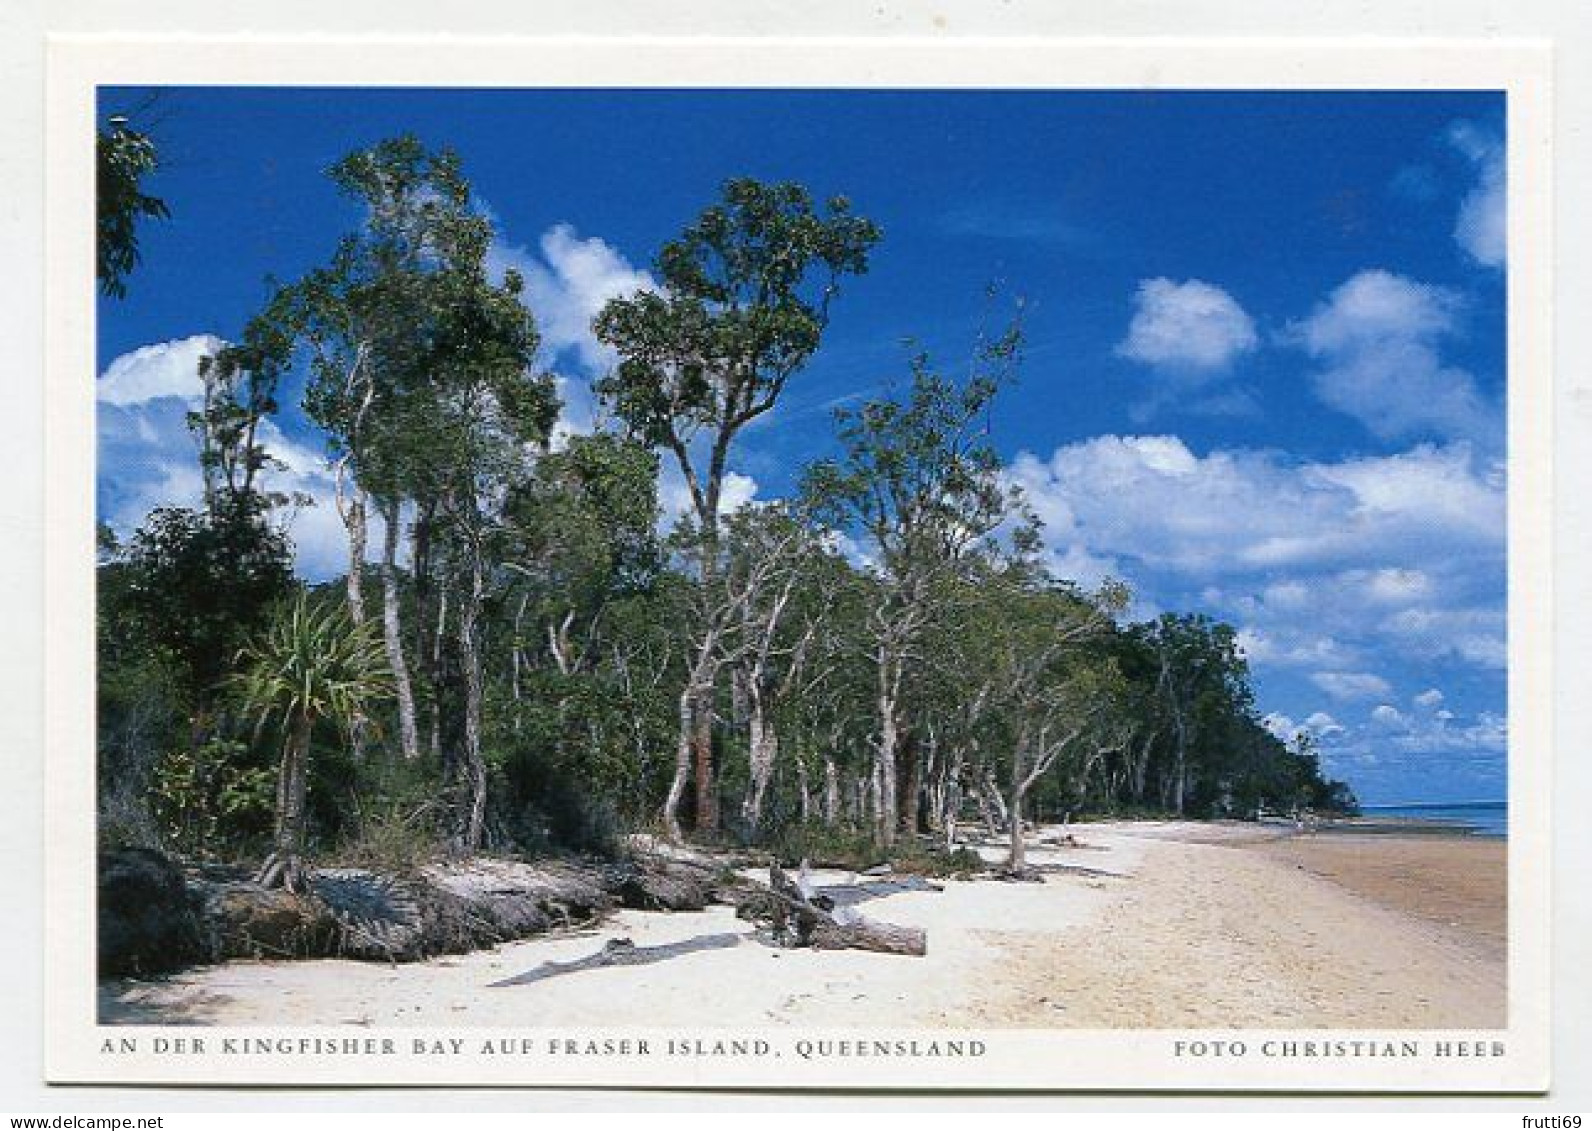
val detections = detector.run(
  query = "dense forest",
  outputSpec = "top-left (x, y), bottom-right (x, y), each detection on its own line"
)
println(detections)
top-left (96, 131), bottom-right (1356, 889)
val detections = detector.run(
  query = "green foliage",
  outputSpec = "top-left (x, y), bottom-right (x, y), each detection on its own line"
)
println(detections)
top-left (97, 115), bottom-right (169, 299)
top-left (804, 330), bottom-right (1024, 577)
top-left (121, 507), bottom-right (295, 704)
top-left (149, 739), bottom-right (275, 858)
top-left (230, 594), bottom-right (392, 736)
top-left (770, 824), bottom-right (985, 878)
top-left (595, 177), bottom-right (879, 525)
top-left (97, 153), bottom-right (1356, 873)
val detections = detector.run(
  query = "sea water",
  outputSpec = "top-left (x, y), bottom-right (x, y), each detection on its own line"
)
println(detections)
top-left (1357, 800), bottom-right (1508, 837)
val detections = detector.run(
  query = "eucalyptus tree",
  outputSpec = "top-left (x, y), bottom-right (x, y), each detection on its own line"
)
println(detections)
top-left (97, 113), bottom-right (168, 299)
top-left (1138, 613), bottom-right (1250, 815)
top-left (803, 324), bottom-right (1024, 846)
top-left (497, 432), bottom-right (660, 692)
top-left (594, 178), bottom-right (879, 833)
top-left (719, 504), bottom-right (834, 835)
top-left (422, 240), bottom-right (557, 852)
top-left (973, 574), bottom-right (1130, 870)
top-left (778, 556), bottom-right (877, 829)
top-left (291, 135), bottom-right (490, 763)
top-left (491, 432), bottom-right (663, 824)
top-left (232, 594), bottom-right (391, 891)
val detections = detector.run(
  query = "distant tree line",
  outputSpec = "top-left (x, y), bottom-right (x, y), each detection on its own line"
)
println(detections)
top-left (96, 135), bottom-right (1355, 886)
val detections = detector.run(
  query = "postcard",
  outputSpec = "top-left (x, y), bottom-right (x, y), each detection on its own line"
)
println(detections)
top-left (45, 35), bottom-right (1552, 1091)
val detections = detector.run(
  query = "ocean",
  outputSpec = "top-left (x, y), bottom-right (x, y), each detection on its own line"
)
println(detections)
top-left (1357, 801), bottom-right (1507, 837)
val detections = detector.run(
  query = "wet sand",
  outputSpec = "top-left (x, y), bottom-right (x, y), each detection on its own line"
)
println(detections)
top-left (1243, 831), bottom-right (1506, 959)
top-left (100, 822), bottom-right (1506, 1030)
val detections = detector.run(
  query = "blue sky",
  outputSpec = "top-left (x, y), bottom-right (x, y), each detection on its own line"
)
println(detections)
top-left (96, 87), bottom-right (1508, 804)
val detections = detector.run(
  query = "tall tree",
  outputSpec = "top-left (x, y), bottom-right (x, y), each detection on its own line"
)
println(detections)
top-left (293, 135), bottom-right (489, 763)
top-left (973, 574), bottom-right (1129, 870)
top-left (423, 252), bottom-right (557, 851)
top-left (804, 325), bottom-right (1024, 846)
top-left (595, 177), bottom-right (879, 836)
top-left (122, 315), bottom-right (298, 734)
top-left (97, 113), bottom-right (168, 299)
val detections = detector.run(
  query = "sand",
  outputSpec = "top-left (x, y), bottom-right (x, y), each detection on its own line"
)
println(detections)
top-left (100, 823), bottom-right (1506, 1030)
top-left (1243, 832), bottom-right (1506, 959)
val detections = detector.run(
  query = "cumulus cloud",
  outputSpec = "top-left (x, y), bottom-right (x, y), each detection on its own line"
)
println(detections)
top-left (1008, 434), bottom-right (1502, 578)
top-left (1261, 712), bottom-right (1298, 743)
top-left (97, 334), bottom-right (225, 407)
top-left (1235, 626), bottom-right (1355, 670)
top-left (1291, 270), bottom-right (1496, 443)
top-left (1382, 605), bottom-right (1507, 669)
top-left (1313, 672), bottom-right (1394, 702)
top-left (1304, 711), bottom-right (1345, 736)
top-left (488, 223), bottom-right (655, 374)
top-left (1370, 703), bottom-right (1407, 729)
top-left (1413, 687), bottom-right (1446, 709)
top-left (1261, 709), bottom-right (1351, 746)
top-left (1449, 121), bottom-right (1505, 269)
top-left (1116, 278), bottom-right (1258, 376)
top-left (1007, 433), bottom-right (1504, 683)
top-left (96, 336), bottom-right (358, 581)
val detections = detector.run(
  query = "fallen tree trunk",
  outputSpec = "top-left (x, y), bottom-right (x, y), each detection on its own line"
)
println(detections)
top-left (745, 864), bottom-right (926, 957)
top-left (98, 847), bottom-right (736, 978)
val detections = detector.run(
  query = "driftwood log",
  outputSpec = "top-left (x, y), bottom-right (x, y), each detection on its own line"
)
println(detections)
top-left (745, 864), bottom-right (926, 957)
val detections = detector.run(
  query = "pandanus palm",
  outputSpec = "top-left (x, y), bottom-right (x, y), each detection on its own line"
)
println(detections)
top-left (232, 594), bottom-right (391, 891)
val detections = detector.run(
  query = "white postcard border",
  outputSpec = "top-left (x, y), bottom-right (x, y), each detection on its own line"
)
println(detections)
top-left (44, 35), bottom-right (1554, 1092)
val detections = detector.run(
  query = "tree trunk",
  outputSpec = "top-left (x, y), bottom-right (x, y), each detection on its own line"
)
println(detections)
top-left (874, 652), bottom-right (900, 847)
top-left (379, 500), bottom-right (421, 761)
top-left (341, 484), bottom-right (370, 760)
top-left (1007, 785), bottom-right (1027, 872)
top-left (454, 553), bottom-right (488, 854)
top-left (942, 748), bottom-right (964, 850)
top-left (691, 690), bottom-right (717, 833)
top-left (662, 682), bottom-right (695, 843)
top-left (899, 726), bottom-right (921, 835)
top-left (755, 865), bottom-right (926, 956)
top-left (742, 680), bottom-right (777, 834)
top-left (823, 757), bottom-right (840, 826)
top-left (257, 713), bottom-right (312, 892)
top-left (795, 752), bottom-right (812, 824)
top-left (341, 481), bottom-right (369, 625)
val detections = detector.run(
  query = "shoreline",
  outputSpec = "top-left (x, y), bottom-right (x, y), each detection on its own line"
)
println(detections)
top-left (100, 820), bottom-right (1506, 1030)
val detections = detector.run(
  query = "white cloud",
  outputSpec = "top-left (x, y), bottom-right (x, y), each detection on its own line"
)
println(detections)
top-left (97, 338), bottom-right (361, 582)
top-left (1291, 270), bottom-right (1495, 443)
top-left (1449, 121), bottom-right (1505, 269)
top-left (1382, 605), bottom-right (1507, 669)
top-left (1116, 278), bottom-right (1258, 375)
top-left (1413, 687), bottom-right (1446, 709)
top-left (1313, 672), bottom-right (1394, 702)
top-left (1235, 626), bottom-right (1354, 669)
top-left (1304, 711), bottom-right (1345, 736)
top-left (1370, 703), bottom-right (1408, 729)
top-left (1261, 712), bottom-right (1298, 743)
top-left (97, 334), bottom-right (224, 406)
top-left (1303, 692), bottom-right (1506, 800)
top-left (1008, 434), bottom-right (1502, 579)
top-left (1007, 433), bottom-right (1504, 689)
top-left (488, 223), bottom-right (655, 374)
top-left (1351, 567), bottom-right (1432, 605)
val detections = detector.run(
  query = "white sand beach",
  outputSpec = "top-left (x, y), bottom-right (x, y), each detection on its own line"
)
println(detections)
top-left (100, 822), bottom-right (1506, 1030)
